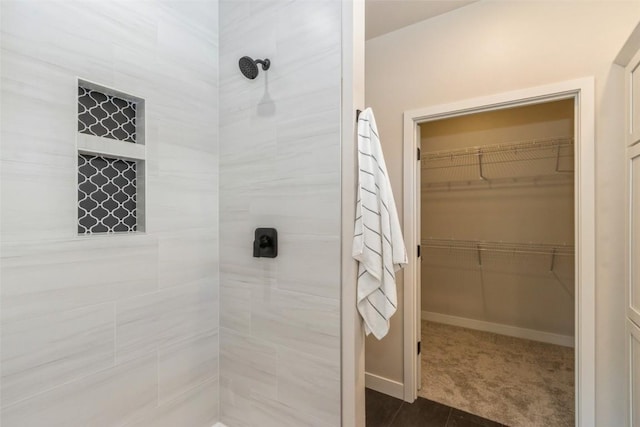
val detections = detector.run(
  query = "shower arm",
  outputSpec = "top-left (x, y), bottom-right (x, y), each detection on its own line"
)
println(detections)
top-left (255, 58), bottom-right (270, 70)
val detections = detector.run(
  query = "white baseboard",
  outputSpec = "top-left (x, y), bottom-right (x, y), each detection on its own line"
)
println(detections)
top-left (212, 423), bottom-right (228, 427)
top-left (421, 311), bottom-right (574, 348)
top-left (365, 372), bottom-right (404, 400)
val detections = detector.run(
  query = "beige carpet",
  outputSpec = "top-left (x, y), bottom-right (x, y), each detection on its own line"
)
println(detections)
top-left (420, 321), bottom-right (574, 427)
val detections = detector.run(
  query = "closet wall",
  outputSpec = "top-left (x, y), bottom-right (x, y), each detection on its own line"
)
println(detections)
top-left (420, 100), bottom-right (575, 339)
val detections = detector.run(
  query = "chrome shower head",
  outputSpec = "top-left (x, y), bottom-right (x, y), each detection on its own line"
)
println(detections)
top-left (239, 56), bottom-right (270, 80)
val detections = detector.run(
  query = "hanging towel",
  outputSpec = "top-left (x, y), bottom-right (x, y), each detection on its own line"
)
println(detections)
top-left (353, 108), bottom-right (407, 339)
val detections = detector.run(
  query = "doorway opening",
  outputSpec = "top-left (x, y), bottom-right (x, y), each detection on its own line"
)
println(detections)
top-left (400, 79), bottom-right (595, 427)
top-left (419, 99), bottom-right (575, 426)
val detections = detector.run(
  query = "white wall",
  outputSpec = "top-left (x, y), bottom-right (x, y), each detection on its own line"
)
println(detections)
top-left (1, 1), bottom-right (219, 425)
top-left (218, 1), bottom-right (343, 426)
top-left (365, 2), bottom-right (640, 425)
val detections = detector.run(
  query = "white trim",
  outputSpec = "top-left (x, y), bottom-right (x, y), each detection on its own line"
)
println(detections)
top-left (340, 1), bottom-right (366, 427)
top-left (365, 372), bottom-right (404, 400)
top-left (403, 77), bottom-right (596, 427)
top-left (212, 423), bottom-right (229, 427)
top-left (402, 102), bottom-right (421, 403)
top-left (421, 311), bottom-right (575, 348)
top-left (615, 22), bottom-right (640, 66)
top-left (627, 319), bottom-right (640, 427)
top-left (627, 144), bottom-right (640, 328)
top-left (623, 41), bottom-right (640, 427)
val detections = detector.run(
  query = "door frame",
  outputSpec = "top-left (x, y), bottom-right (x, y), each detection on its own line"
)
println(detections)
top-left (402, 78), bottom-right (596, 426)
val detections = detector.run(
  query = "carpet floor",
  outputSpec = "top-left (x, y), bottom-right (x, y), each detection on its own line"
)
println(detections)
top-left (419, 321), bottom-right (574, 427)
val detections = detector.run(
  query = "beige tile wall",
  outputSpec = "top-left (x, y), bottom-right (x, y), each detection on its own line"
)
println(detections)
top-left (1, 1), bottom-right (347, 425)
top-left (218, 1), bottom-right (342, 426)
top-left (0, 1), bottom-right (219, 425)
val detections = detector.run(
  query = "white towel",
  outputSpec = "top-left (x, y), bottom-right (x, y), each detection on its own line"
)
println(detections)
top-left (353, 108), bottom-right (407, 339)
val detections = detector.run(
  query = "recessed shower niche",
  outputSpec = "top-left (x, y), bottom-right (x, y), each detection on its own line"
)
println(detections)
top-left (76, 80), bottom-right (146, 234)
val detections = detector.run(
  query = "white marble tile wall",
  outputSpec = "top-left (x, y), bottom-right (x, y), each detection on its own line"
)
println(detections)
top-left (219, 1), bottom-right (342, 426)
top-left (1, 1), bottom-right (219, 426)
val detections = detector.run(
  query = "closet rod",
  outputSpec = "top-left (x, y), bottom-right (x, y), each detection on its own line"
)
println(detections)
top-left (421, 173), bottom-right (573, 191)
top-left (420, 238), bottom-right (574, 257)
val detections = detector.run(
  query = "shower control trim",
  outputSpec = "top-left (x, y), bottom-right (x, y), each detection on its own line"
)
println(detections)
top-left (253, 228), bottom-right (277, 258)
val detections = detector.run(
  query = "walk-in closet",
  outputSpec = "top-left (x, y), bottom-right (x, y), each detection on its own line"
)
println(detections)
top-left (419, 100), bottom-right (576, 427)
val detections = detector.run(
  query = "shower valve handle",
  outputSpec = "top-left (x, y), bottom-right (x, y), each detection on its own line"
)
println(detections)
top-left (253, 228), bottom-right (277, 258)
top-left (259, 235), bottom-right (272, 248)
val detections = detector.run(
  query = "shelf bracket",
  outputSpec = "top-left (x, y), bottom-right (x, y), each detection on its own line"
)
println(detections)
top-left (476, 244), bottom-right (482, 266)
top-left (549, 247), bottom-right (556, 272)
top-left (478, 149), bottom-right (487, 181)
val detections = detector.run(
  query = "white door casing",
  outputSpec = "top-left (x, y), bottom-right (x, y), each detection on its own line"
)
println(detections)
top-left (403, 78), bottom-right (595, 425)
top-left (624, 44), bottom-right (640, 427)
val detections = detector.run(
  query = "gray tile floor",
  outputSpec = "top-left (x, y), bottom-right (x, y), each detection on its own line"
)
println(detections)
top-left (366, 388), bottom-right (507, 427)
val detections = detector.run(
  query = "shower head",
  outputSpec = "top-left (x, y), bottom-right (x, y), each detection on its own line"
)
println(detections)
top-left (239, 56), bottom-right (271, 80)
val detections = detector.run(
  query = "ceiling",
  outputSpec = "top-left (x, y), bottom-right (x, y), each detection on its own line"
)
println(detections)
top-left (365, 0), bottom-right (478, 40)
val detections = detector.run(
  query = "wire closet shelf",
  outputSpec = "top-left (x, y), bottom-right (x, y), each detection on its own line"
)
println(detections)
top-left (421, 136), bottom-right (574, 186)
top-left (420, 238), bottom-right (574, 270)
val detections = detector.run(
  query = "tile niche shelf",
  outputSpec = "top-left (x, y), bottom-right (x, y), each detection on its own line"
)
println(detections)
top-left (76, 79), bottom-right (146, 235)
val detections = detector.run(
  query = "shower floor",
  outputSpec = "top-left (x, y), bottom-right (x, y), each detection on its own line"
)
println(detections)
top-left (420, 320), bottom-right (575, 427)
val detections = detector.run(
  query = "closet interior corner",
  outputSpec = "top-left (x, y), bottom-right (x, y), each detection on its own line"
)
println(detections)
top-left (419, 98), bottom-right (576, 427)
